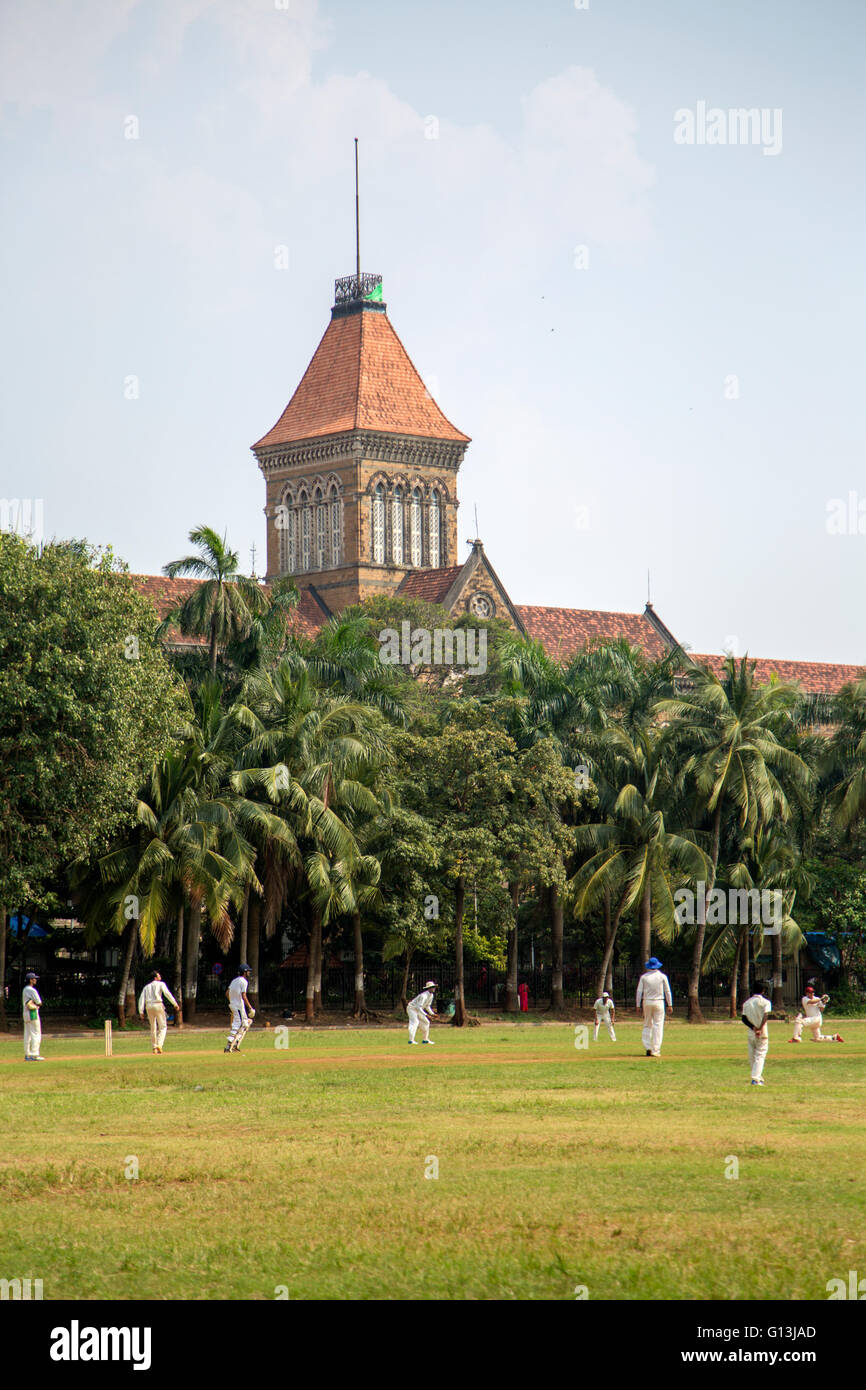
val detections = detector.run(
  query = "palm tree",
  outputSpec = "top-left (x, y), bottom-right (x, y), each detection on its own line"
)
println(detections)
top-left (657, 657), bottom-right (812, 1020)
top-left (162, 525), bottom-right (267, 674)
top-left (570, 722), bottom-right (708, 998)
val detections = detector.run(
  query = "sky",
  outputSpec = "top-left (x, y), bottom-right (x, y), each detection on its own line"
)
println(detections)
top-left (2, 0), bottom-right (865, 664)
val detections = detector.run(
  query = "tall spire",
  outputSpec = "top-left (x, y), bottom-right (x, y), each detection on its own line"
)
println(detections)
top-left (354, 137), bottom-right (361, 293)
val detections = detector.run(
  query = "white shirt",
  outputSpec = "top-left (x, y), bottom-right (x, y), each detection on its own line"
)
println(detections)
top-left (22, 985), bottom-right (41, 1020)
top-left (408, 990), bottom-right (435, 1015)
top-left (636, 970), bottom-right (672, 1008)
top-left (228, 976), bottom-right (249, 1011)
top-left (801, 995), bottom-right (822, 1019)
top-left (593, 996), bottom-right (615, 1017)
top-left (138, 980), bottom-right (179, 1013)
top-left (743, 994), bottom-right (772, 1031)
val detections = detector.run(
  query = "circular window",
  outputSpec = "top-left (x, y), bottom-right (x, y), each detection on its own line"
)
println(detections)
top-left (468, 593), bottom-right (494, 618)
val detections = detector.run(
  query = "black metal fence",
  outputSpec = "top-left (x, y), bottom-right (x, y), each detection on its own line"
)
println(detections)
top-left (5, 960), bottom-right (810, 1019)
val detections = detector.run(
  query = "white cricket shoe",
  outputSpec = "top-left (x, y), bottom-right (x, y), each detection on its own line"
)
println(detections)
top-left (421, 1039), bottom-right (435, 1045)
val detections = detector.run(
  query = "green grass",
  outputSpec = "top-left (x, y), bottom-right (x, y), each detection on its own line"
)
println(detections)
top-left (1, 1019), bottom-right (864, 1300)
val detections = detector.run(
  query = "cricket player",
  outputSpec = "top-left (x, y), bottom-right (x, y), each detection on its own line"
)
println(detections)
top-left (789, 986), bottom-right (844, 1043)
top-left (742, 982), bottom-right (773, 1085)
top-left (22, 972), bottom-right (44, 1061)
top-left (137, 970), bottom-right (180, 1054)
top-left (635, 957), bottom-right (672, 1057)
top-left (407, 981), bottom-right (438, 1044)
top-left (225, 965), bottom-right (254, 1053)
top-left (593, 991), bottom-right (616, 1041)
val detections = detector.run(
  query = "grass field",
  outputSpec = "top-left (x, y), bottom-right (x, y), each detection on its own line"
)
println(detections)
top-left (1, 1018), bottom-right (864, 1301)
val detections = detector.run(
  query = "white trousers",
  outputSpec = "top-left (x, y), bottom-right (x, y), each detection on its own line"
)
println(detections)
top-left (748, 1030), bottom-right (769, 1080)
top-left (641, 1001), bottom-right (665, 1055)
top-left (227, 1006), bottom-right (249, 1045)
top-left (146, 1003), bottom-right (167, 1051)
top-left (23, 1016), bottom-right (41, 1058)
top-left (594, 1016), bottom-right (616, 1041)
top-left (792, 1015), bottom-right (834, 1041)
top-left (407, 1007), bottom-right (430, 1042)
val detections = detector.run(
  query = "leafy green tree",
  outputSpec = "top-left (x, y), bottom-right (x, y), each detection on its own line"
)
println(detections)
top-left (162, 525), bottom-right (267, 675)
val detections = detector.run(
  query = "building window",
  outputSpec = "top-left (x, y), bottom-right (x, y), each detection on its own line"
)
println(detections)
top-left (392, 486), bottom-right (403, 564)
top-left (429, 489), bottom-right (441, 568)
top-left (330, 485), bottom-right (342, 567)
top-left (372, 484), bottom-right (385, 562)
top-left (300, 491), bottom-right (311, 571)
top-left (282, 497), bottom-right (297, 573)
top-left (410, 488), bottom-right (422, 566)
top-left (315, 487), bottom-right (328, 569)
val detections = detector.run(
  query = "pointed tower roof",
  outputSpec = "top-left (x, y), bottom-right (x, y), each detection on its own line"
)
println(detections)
top-left (253, 277), bottom-right (470, 450)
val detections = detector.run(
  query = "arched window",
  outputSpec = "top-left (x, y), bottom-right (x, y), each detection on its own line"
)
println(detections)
top-left (410, 488), bottom-right (422, 566)
top-left (392, 486), bottom-right (403, 564)
top-left (329, 484), bottom-right (342, 567)
top-left (372, 484), bottom-right (385, 562)
top-left (315, 487), bottom-right (327, 569)
top-left (429, 489), bottom-right (441, 568)
top-left (300, 491), bottom-right (311, 572)
top-left (282, 495), bottom-right (297, 574)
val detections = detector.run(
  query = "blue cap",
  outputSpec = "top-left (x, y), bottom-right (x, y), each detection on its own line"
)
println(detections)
top-left (240, 964), bottom-right (251, 973)
top-left (645, 957), bottom-right (663, 970)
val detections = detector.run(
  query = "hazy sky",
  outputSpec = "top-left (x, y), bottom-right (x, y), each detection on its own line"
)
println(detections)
top-left (2, 0), bottom-right (864, 663)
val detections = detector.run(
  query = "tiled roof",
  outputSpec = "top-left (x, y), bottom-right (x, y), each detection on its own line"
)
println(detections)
top-left (252, 305), bottom-right (470, 449)
top-left (131, 575), bottom-right (326, 644)
top-left (693, 654), bottom-right (863, 697)
top-left (395, 566), bottom-right (464, 604)
top-left (516, 605), bottom-right (671, 662)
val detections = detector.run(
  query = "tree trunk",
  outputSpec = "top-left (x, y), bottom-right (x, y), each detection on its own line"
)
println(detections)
top-left (739, 922), bottom-right (751, 1003)
top-left (184, 902), bottom-right (202, 1020)
top-left (0, 906), bottom-right (7, 1032)
top-left (351, 911), bottom-right (367, 1019)
top-left (452, 875), bottom-right (468, 1026)
top-left (247, 894), bottom-right (261, 1012)
top-left (116, 919), bottom-right (137, 1028)
top-left (688, 806), bottom-right (722, 1022)
top-left (313, 925), bottom-right (324, 1015)
top-left (638, 878), bottom-right (651, 967)
top-left (504, 883), bottom-right (519, 1013)
top-left (174, 903), bottom-right (184, 1028)
top-left (550, 883), bottom-right (564, 1012)
top-left (770, 929), bottom-right (784, 1011)
top-left (305, 913), bottom-right (321, 1023)
top-left (239, 885), bottom-right (249, 969)
top-left (729, 928), bottom-right (744, 1018)
top-left (595, 890), bottom-right (629, 999)
top-left (603, 886), bottom-right (614, 993)
top-left (399, 950), bottom-right (413, 1016)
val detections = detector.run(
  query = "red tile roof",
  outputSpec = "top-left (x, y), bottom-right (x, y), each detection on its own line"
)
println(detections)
top-left (395, 566), bottom-right (464, 604)
top-left (693, 654), bottom-right (863, 696)
top-left (131, 575), bottom-right (326, 643)
top-left (516, 605), bottom-right (671, 662)
top-left (252, 306), bottom-right (470, 449)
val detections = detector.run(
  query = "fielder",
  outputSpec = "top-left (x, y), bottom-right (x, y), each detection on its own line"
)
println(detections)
top-left (407, 981), bottom-right (438, 1044)
top-left (635, 957), bottom-right (673, 1057)
top-left (224, 965), bottom-right (254, 1053)
top-left (789, 986), bottom-right (844, 1043)
top-left (742, 981), bottom-right (773, 1085)
top-left (22, 973), bottom-right (44, 1061)
top-left (593, 991), bottom-right (616, 1042)
top-left (137, 970), bottom-right (180, 1054)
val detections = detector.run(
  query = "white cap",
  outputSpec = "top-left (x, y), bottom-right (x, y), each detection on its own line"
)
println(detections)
top-left (424, 980), bottom-right (437, 989)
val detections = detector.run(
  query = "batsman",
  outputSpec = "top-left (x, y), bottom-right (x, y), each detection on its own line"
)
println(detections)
top-left (789, 986), bottom-right (844, 1043)
top-left (224, 964), bottom-right (255, 1053)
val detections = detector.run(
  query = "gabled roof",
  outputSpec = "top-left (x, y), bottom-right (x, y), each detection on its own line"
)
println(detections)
top-left (131, 575), bottom-right (328, 644)
top-left (395, 566), bottom-right (464, 605)
top-left (252, 303), bottom-right (470, 450)
top-left (516, 605), bottom-right (671, 663)
top-left (692, 653), bottom-right (862, 696)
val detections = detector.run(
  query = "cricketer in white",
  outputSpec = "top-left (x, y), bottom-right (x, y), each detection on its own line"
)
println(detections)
top-left (742, 988), bottom-right (773, 1085)
top-left (137, 971), bottom-right (179, 1054)
top-left (635, 957), bottom-right (673, 1057)
top-left (407, 982), bottom-right (438, 1044)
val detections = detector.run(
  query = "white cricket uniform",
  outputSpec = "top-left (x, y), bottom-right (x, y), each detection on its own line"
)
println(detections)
top-left (227, 976), bottom-right (250, 1046)
top-left (593, 996), bottom-right (616, 1041)
top-left (743, 993), bottom-right (772, 1080)
top-left (22, 985), bottom-right (42, 1059)
top-left (137, 979), bottom-right (179, 1051)
top-left (407, 989), bottom-right (435, 1042)
top-left (792, 995), bottom-right (834, 1041)
top-left (636, 970), bottom-right (672, 1056)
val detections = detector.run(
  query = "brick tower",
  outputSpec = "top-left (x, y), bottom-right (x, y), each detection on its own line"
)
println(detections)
top-left (252, 274), bottom-right (470, 613)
